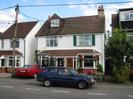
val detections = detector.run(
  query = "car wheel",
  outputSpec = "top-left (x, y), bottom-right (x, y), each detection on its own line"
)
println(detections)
top-left (78, 81), bottom-right (87, 89)
top-left (44, 79), bottom-right (51, 87)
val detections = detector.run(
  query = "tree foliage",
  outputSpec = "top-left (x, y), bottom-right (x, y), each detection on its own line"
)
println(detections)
top-left (105, 29), bottom-right (133, 83)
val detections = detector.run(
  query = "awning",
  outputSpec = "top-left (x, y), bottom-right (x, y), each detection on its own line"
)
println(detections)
top-left (39, 49), bottom-right (100, 57)
top-left (0, 55), bottom-right (7, 59)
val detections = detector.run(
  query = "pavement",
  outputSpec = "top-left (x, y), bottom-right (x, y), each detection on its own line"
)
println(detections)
top-left (0, 73), bottom-right (11, 78)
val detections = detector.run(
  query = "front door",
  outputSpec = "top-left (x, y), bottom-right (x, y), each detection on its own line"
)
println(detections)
top-left (67, 58), bottom-right (73, 68)
top-left (1, 59), bottom-right (6, 66)
top-left (58, 58), bottom-right (64, 67)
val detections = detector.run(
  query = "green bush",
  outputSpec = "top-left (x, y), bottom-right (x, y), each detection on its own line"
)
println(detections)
top-left (112, 65), bottom-right (129, 83)
top-left (77, 68), bottom-right (83, 73)
top-left (97, 64), bottom-right (103, 73)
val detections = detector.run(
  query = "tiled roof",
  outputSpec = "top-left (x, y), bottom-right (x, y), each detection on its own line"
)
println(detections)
top-left (40, 49), bottom-right (100, 56)
top-left (0, 50), bottom-right (22, 56)
top-left (1, 21), bottom-right (37, 39)
top-left (36, 14), bottom-right (105, 36)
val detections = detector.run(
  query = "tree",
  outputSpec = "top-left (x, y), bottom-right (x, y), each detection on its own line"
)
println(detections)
top-left (105, 29), bottom-right (133, 83)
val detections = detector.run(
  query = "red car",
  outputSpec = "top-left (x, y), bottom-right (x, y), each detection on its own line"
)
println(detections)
top-left (12, 64), bottom-right (43, 78)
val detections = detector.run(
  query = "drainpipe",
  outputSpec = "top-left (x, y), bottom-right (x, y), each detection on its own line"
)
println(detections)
top-left (24, 38), bottom-right (26, 65)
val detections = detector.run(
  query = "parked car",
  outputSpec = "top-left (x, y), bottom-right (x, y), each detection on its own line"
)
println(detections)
top-left (12, 64), bottom-right (43, 78)
top-left (37, 66), bottom-right (96, 89)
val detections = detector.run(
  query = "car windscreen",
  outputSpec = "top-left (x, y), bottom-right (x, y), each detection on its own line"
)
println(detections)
top-left (70, 69), bottom-right (79, 75)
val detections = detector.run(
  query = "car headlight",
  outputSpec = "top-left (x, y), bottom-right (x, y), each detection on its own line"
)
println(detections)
top-left (91, 78), bottom-right (95, 83)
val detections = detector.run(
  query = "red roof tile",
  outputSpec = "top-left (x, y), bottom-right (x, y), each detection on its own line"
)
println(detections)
top-left (2, 21), bottom-right (37, 39)
top-left (36, 14), bottom-right (105, 36)
top-left (0, 50), bottom-right (22, 56)
top-left (40, 49), bottom-right (99, 56)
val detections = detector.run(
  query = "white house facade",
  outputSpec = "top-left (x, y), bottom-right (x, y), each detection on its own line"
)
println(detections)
top-left (0, 21), bottom-right (41, 72)
top-left (36, 6), bottom-right (105, 73)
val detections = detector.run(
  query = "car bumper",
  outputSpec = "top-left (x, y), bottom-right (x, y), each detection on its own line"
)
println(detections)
top-left (37, 77), bottom-right (44, 82)
top-left (88, 79), bottom-right (96, 86)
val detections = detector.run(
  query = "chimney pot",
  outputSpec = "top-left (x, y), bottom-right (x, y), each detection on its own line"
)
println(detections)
top-left (98, 5), bottom-right (104, 17)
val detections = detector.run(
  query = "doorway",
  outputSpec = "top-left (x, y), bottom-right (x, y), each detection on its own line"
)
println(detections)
top-left (67, 58), bottom-right (73, 68)
top-left (58, 58), bottom-right (64, 67)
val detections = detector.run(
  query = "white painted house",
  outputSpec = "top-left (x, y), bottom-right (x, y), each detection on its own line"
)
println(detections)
top-left (0, 21), bottom-right (41, 70)
top-left (36, 6), bottom-right (105, 73)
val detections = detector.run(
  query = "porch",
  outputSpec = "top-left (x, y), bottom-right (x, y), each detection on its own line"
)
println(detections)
top-left (37, 49), bottom-right (101, 71)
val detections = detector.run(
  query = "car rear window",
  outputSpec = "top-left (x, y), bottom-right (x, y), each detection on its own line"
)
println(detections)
top-left (22, 65), bottom-right (31, 68)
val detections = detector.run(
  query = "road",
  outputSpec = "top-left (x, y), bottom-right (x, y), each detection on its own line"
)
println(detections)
top-left (0, 74), bottom-right (133, 99)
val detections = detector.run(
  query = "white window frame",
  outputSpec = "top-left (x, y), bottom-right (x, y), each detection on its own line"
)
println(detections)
top-left (8, 56), bottom-right (21, 67)
top-left (83, 55), bottom-right (94, 68)
top-left (10, 39), bottom-right (19, 48)
top-left (77, 35), bottom-right (92, 47)
top-left (46, 36), bottom-right (58, 47)
top-left (50, 19), bottom-right (60, 28)
top-left (120, 10), bottom-right (133, 21)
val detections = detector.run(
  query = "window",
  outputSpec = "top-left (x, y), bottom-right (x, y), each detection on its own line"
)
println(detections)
top-left (51, 19), bottom-right (60, 28)
top-left (9, 56), bottom-right (14, 66)
top-left (73, 35), bottom-right (95, 47)
top-left (120, 10), bottom-right (133, 21)
top-left (48, 68), bottom-right (57, 73)
top-left (22, 65), bottom-right (31, 68)
top-left (1, 59), bottom-right (6, 66)
top-left (8, 56), bottom-right (21, 66)
top-left (16, 56), bottom-right (21, 66)
top-left (10, 39), bottom-right (19, 48)
top-left (46, 36), bottom-right (58, 47)
top-left (1, 39), bottom-right (4, 49)
top-left (58, 68), bottom-right (71, 75)
top-left (42, 56), bottom-right (49, 66)
top-left (84, 55), bottom-right (93, 68)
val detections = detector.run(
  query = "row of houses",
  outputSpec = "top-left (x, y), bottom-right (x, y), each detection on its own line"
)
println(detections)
top-left (0, 6), bottom-right (133, 74)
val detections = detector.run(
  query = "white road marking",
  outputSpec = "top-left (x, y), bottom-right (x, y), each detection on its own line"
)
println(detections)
top-left (25, 87), bottom-right (40, 91)
top-left (97, 85), bottom-right (133, 89)
top-left (0, 86), bottom-right (14, 88)
top-left (128, 95), bottom-right (133, 98)
top-left (87, 92), bottom-right (107, 96)
top-left (52, 90), bottom-right (70, 94)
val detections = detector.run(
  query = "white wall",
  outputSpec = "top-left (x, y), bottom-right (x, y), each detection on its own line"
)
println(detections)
top-left (37, 34), bottom-right (104, 51)
top-left (0, 38), bottom-right (25, 66)
top-left (0, 22), bottom-right (42, 66)
top-left (37, 33), bottom-right (105, 70)
top-left (25, 22), bottom-right (42, 65)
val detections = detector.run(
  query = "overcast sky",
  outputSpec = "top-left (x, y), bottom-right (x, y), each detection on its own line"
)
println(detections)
top-left (0, 0), bottom-right (133, 33)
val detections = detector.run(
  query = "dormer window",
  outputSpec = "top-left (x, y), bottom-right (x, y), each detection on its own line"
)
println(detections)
top-left (50, 19), bottom-right (60, 28)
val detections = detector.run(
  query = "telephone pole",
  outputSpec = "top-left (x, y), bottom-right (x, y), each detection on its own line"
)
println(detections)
top-left (13, 4), bottom-right (19, 69)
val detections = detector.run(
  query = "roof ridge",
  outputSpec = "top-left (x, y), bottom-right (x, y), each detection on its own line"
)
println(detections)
top-left (63, 15), bottom-right (98, 20)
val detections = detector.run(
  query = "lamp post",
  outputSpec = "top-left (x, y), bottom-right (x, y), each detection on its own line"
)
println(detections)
top-left (13, 4), bottom-right (19, 69)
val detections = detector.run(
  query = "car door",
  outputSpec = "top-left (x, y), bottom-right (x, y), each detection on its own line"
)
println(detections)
top-left (47, 68), bottom-right (58, 82)
top-left (56, 68), bottom-right (75, 86)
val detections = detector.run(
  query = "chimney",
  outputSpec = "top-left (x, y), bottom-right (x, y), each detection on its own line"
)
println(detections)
top-left (98, 5), bottom-right (104, 17)
top-left (48, 15), bottom-right (51, 19)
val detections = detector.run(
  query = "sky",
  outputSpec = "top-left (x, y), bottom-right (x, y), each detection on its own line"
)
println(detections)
top-left (0, 0), bottom-right (133, 33)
